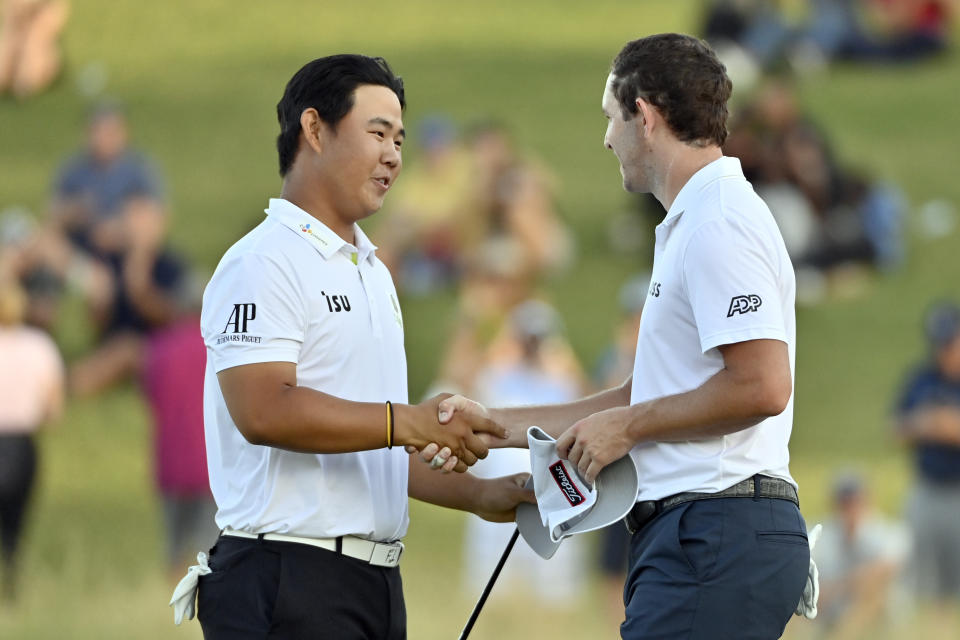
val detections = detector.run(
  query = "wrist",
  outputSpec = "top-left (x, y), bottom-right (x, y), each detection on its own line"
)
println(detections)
top-left (391, 402), bottom-right (423, 449)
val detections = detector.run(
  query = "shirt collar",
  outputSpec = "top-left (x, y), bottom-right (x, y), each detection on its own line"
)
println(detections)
top-left (265, 198), bottom-right (377, 264)
top-left (661, 156), bottom-right (744, 226)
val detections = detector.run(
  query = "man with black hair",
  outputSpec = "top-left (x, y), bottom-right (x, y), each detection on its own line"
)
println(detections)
top-left (188, 54), bottom-right (532, 639)
top-left (433, 34), bottom-right (811, 639)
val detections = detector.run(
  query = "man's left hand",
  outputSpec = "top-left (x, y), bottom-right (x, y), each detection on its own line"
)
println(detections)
top-left (472, 472), bottom-right (536, 523)
top-left (555, 406), bottom-right (634, 483)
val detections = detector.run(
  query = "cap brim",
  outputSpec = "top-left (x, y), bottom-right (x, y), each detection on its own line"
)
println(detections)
top-left (516, 474), bottom-right (563, 559)
top-left (516, 453), bottom-right (639, 559)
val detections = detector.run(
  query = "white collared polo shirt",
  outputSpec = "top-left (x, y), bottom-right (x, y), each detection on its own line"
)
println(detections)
top-left (201, 198), bottom-right (409, 541)
top-left (630, 157), bottom-right (797, 501)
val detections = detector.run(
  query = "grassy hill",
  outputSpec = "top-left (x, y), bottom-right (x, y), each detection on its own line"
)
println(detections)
top-left (1, 1), bottom-right (957, 637)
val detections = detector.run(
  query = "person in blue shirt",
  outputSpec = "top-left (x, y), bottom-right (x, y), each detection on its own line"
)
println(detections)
top-left (896, 300), bottom-right (960, 622)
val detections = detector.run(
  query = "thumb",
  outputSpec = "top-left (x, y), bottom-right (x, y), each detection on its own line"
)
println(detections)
top-left (437, 394), bottom-right (466, 423)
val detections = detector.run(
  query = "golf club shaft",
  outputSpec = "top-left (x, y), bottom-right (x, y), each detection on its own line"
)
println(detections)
top-left (458, 527), bottom-right (520, 640)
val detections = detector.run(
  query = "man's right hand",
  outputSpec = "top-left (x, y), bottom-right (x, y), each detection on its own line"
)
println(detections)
top-left (393, 394), bottom-right (508, 473)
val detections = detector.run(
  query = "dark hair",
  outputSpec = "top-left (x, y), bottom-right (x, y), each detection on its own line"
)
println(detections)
top-left (276, 55), bottom-right (405, 176)
top-left (611, 33), bottom-right (732, 147)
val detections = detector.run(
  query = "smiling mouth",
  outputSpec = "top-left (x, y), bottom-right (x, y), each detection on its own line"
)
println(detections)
top-left (373, 177), bottom-right (390, 191)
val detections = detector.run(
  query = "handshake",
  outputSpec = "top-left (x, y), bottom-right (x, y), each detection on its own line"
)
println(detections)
top-left (396, 393), bottom-right (511, 473)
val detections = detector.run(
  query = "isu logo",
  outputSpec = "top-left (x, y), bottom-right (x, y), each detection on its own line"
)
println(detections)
top-left (727, 294), bottom-right (762, 317)
top-left (549, 461), bottom-right (585, 506)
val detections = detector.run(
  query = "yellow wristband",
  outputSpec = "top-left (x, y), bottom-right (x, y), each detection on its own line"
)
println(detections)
top-left (385, 401), bottom-right (394, 449)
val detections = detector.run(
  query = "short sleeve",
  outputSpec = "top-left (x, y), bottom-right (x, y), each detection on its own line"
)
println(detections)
top-left (201, 251), bottom-right (304, 372)
top-left (128, 156), bottom-right (165, 201)
top-left (683, 217), bottom-right (788, 353)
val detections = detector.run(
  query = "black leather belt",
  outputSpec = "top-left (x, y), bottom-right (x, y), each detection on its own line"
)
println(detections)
top-left (624, 475), bottom-right (799, 535)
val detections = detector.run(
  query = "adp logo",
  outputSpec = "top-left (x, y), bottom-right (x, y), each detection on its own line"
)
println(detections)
top-left (222, 303), bottom-right (257, 333)
top-left (549, 460), bottom-right (586, 506)
top-left (727, 294), bottom-right (762, 317)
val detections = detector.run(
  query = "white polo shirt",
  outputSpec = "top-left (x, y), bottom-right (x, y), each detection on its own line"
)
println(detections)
top-left (201, 198), bottom-right (409, 542)
top-left (630, 157), bottom-right (797, 501)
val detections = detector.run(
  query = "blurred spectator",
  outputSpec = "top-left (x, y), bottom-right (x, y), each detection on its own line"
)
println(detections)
top-left (463, 121), bottom-right (574, 282)
top-left (0, 0), bottom-right (68, 99)
top-left (376, 119), bottom-right (574, 295)
top-left (140, 278), bottom-right (217, 579)
top-left (433, 238), bottom-right (538, 394)
top-left (375, 115), bottom-right (473, 294)
top-left (0, 278), bottom-right (64, 602)
top-left (68, 204), bottom-right (189, 396)
top-left (462, 299), bottom-right (588, 604)
top-left (724, 80), bottom-right (906, 301)
top-left (50, 101), bottom-right (166, 264)
top-left (813, 472), bottom-right (910, 639)
top-left (895, 301), bottom-right (960, 630)
top-left (592, 274), bottom-right (649, 627)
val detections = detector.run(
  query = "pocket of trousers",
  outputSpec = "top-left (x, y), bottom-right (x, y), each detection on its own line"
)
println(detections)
top-left (755, 531), bottom-right (808, 546)
top-left (676, 501), bottom-right (725, 580)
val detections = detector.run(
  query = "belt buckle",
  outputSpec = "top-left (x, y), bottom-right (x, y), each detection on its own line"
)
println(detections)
top-left (369, 541), bottom-right (403, 567)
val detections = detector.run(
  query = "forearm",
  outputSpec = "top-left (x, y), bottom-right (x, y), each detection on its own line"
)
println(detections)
top-left (407, 455), bottom-right (482, 512)
top-left (231, 383), bottom-right (392, 453)
top-left (898, 407), bottom-right (960, 446)
top-left (491, 377), bottom-right (632, 442)
top-left (627, 365), bottom-right (788, 444)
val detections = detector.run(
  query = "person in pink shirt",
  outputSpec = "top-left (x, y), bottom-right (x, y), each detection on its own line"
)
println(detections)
top-left (0, 279), bottom-right (63, 602)
top-left (140, 309), bottom-right (218, 578)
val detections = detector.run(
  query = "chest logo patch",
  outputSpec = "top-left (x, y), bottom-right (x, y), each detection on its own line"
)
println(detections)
top-left (322, 291), bottom-right (351, 313)
top-left (727, 294), bottom-right (762, 317)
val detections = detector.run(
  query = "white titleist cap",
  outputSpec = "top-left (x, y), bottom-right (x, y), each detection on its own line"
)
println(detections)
top-left (516, 426), bottom-right (639, 559)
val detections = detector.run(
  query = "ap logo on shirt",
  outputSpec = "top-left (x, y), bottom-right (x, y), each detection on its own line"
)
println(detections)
top-left (727, 294), bottom-right (762, 317)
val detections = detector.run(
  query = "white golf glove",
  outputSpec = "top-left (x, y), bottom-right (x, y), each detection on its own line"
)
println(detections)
top-left (794, 523), bottom-right (822, 619)
top-left (169, 551), bottom-right (212, 624)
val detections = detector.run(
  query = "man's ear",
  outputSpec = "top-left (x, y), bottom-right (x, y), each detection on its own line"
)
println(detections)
top-left (635, 98), bottom-right (657, 137)
top-left (300, 108), bottom-right (324, 155)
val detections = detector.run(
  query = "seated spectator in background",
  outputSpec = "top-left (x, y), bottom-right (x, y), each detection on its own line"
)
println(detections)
top-left (4, 102), bottom-right (167, 333)
top-left (463, 299), bottom-right (588, 606)
top-left (0, 0), bottom-right (68, 99)
top-left (724, 80), bottom-right (905, 301)
top-left (139, 275), bottom-right (217, 580)
top-left (463, 121), bottom-right (573, 282)
top-left (895, 301), bottom-right (960, 632)
top-left (0, 278), bottom-right (63, 603)
top-left (375, 115), bottom-right (473, 294)
top-left (813, 472), bottom-right (910, 639)
top-left (51, 101), bottom-right (165, 263)
top-left (69, 203), bottom-right (190, 396)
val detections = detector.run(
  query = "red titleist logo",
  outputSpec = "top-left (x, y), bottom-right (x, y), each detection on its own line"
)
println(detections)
top-left (549, 461), bottom-right (585, 506)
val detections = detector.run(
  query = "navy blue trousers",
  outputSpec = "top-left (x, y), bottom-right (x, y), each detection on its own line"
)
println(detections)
top-left (622, 497), bottom-right (809, 640)
top-left (198, 536), bottom-right (406, 640)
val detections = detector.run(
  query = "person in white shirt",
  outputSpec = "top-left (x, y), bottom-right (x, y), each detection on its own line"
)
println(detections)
top-left (194, 54), bottom-right (532, 640)
top-left (431, 34), bottom-right (810, 639)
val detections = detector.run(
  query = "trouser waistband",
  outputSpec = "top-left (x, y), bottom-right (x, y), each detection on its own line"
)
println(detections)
top-left (220, 528), bottom-right (404, 568)
top-left (625, 475), bottom-right (799, 535)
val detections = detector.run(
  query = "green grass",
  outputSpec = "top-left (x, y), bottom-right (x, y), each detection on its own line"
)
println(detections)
top-left (1, 1), bottom-right (959, 637)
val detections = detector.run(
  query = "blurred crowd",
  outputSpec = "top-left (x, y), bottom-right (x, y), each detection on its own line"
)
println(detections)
top-left (703, 0), bottom-right (954, 76)
top-left (0, 101), bottom-right (216, 600)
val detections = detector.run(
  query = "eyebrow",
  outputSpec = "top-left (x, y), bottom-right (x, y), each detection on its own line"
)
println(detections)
top-left (368, 117), bottom-right (405, 138)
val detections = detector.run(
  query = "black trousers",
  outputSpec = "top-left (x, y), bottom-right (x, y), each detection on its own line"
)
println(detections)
top-left (0, 433), bottom-right (37, 569)
top-left (198, 535), bottom-right (406, 640)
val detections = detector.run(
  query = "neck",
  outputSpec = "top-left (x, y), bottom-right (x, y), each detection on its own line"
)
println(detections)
top-left (653, 143), bottom-right (723, 212)
top-left (280, 172), bottom-right (356, 245)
